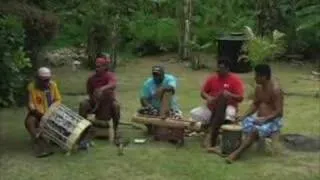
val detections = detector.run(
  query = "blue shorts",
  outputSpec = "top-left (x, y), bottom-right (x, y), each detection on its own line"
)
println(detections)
top-left (242, 115), bottom-right (283, 137)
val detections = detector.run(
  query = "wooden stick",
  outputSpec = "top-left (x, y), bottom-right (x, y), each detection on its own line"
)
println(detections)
top-left (108, 120), bottom-right (114, 143)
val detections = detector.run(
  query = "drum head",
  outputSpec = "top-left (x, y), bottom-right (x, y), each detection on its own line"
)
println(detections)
top-left (221, 124), bottom-right (242, 131)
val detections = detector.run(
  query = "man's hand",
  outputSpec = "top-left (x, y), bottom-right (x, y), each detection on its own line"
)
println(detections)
top-left (93, 88), bottom-right (104, 99)
top-left (235, 115), bottom-right (245, 123)
top-left (31, 109), bottom-right (43, 119)
top-left (154, 86), bottom-right (164, 99)
top-left (206, 96), bottom-right (215, 105)
top-left (147, 104), bottom-right (155, 110)
top-left (254, 116), bottom-right (267, 125)
top-left (222, 90), bottom-right (233, 99)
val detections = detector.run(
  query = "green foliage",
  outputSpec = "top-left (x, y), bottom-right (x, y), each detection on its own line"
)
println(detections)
top-left (193, 0), bottom-right (255, 43)
top-left (0, 15), bottom-right (31, 107)
top-left (127, 13), bottom-right (178, 49)
top-left (19, 0), bottom-right (319, 60)
top-left (279, 0), bottom-right (320, 54)
top-left (0, 1), bottom-right (59, 68)
top-left (246, 28), bottom-right (287, 66)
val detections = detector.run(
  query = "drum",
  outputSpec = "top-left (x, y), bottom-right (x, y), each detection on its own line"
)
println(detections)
top-left (220, 124), bottom-right (242, 155)
top-left (39, 102), bottom-right (92, 152)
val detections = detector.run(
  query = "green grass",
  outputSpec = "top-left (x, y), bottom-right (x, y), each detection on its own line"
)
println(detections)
top-left (1, 55), bottom-right (320, 180)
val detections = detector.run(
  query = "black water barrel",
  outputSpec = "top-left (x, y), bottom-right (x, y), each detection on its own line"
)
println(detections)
top-left (216, 32), bottom-right (252, 73)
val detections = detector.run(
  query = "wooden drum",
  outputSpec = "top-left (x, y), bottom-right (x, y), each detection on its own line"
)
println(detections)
top-left (39, 102), bottom-right (92, 152)
top-left (220, 124), bottom-right (242, 155)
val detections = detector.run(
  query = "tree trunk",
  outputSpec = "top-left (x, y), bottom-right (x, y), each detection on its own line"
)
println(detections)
top-left (87, 25), bottom-right (108, 69)
top-left (256, 0), bottom-right (282, 36)
top-left (110, 13), bottom-right (120, 72)
top-left (178, 0), bottom-right (192, 61)
top-left (177, 0), bottom-right (184, 60)
top-left (87, 27), bottom-right (98, 69)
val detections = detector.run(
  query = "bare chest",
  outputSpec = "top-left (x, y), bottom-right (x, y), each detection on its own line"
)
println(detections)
top-left (256, 88), bottom-right (275, 105)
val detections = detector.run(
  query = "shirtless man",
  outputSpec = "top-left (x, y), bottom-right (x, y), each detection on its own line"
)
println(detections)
top-left (226, 64), bottom-right (284, 163)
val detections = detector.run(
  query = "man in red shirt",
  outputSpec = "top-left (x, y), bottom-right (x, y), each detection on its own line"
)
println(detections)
top-left (190, 57), bottom-right (245, 149)
top-left (79, 57), bottom-right (120, 141)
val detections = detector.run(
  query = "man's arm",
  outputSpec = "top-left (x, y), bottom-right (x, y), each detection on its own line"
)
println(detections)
top-left (100, 73), bottom-right (117, 92)
top-left (52, 82), bottom-right (62, 104)
top-left (201, 91), bottom-right (215, 101)
top-left (238, 88), bottom-right (260, 120)
top-left (27, 88), bottom-right (43, 118)
top-left (200, 77), bottom-right (215, 102)
top-left (140, 98), bottom-right (152, 108)
top-left (163, 76), bottom-right (177, 93)
top-left (140, 80), bottom-right (153, 108)
top-left (225, 77), bottom-right (244, 102)
top-left (27, 91), bottom-right (35, 112)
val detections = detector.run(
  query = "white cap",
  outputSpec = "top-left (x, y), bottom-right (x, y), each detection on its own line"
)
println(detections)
top-left (38, 67), bottom-right (51, 78)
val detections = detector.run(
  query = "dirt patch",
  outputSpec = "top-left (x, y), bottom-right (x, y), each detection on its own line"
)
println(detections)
top-left (280, 134), bottom-right (320, 152)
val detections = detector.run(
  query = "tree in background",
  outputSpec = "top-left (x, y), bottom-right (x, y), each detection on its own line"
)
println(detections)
top-left (0, 15), bottom-right (31, 107)
top-left (0, 1), bottom-right (59, 69)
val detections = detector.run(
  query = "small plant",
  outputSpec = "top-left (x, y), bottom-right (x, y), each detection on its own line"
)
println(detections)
top-left (187, 36), bottom-right (213, 70)
top-left (244, 26), bottom-right (287, 66)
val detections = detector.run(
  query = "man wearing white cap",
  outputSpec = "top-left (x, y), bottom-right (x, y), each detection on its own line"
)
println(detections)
top-left (25, 67), bottom-right (62, 157)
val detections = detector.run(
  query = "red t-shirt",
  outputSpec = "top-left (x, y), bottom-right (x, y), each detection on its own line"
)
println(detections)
top-left (87, 71), bottom-right (117, 97)
top-left (202, 73), bottom-right (244, 110)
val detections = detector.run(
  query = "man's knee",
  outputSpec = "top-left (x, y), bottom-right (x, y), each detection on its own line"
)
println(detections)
top-left (24, 114), bottom-right (40, 138)
top-left (190, 106), bottom-right (211, 122)
top-left (79, 99), bottom-right (91, 109)
top-left (79, 99), bottom-right (92, 116)
top-left (25, 114), bottom-right (39, 127)
top-left (112, 101), bottom-right (120, 110)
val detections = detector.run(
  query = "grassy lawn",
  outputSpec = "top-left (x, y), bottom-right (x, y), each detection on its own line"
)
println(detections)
top-left (1, 54), bottom-right (319, 180)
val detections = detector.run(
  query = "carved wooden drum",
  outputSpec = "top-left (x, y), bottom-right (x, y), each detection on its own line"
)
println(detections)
top-left (220, 124), bottom-right (242, 155)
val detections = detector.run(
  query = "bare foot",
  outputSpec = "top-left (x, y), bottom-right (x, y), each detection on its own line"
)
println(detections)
top-left (201, 134), bottom-right (210, 148)
top-left (207, 146), bottom-right (220, 153)
top-left (225, 153), bottom-right (239, 164)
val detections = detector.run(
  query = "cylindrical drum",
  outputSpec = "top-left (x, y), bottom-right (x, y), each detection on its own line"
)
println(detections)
top-left (216, 32), bottom-right (251, 73)
top-left (220, 124), bottom-right (242, 155)
top-left (39, 102), bottom-right (92, 151)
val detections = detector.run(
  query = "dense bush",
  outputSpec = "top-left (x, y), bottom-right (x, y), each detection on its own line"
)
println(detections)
top-left (279, 0), bottom-right (320, 56)
top-left (0, 15), bottom-right (31, 107)
top-left (0, 1), bottom-right (59, 69)
top-left (26, 0), bottom-right (317, 62)
top-left (127, 13), bottom-right (178, 51)
top-left (2, 0), bottom-right (319, 70)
